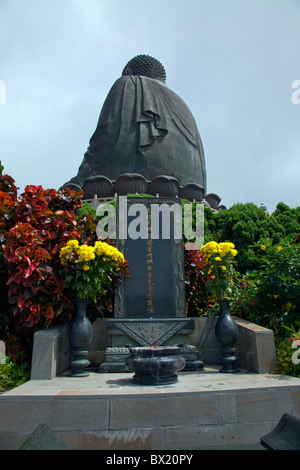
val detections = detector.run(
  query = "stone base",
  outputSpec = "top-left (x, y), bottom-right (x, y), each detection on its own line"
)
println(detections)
top-left (29, 316), bottom-right (277, 380)
top-left (100, 318), bottom-right (203, 372)
top-left (100, 348), bottom-right (130, 373)
top-left (100, 344), bottom-right (203, 373)
top-left (179, 344), bottom-right (204, 371)
top-left (2, 370), bottom-right (300, 450)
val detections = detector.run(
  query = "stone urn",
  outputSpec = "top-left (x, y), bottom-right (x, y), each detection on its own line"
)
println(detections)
top-left (125, 346), bottom-right (186, 385)
top-left (69, 300), bottom-right (93, 377)
top-left (215, 298), bottom-right (239, 373)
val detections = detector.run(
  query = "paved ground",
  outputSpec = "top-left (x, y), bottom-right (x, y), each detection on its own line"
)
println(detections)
top-left (4, 365), bottom-right (300, 397)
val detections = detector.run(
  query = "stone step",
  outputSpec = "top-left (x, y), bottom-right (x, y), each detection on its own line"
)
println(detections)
top-left (1, 367), bottom-right (300, 450)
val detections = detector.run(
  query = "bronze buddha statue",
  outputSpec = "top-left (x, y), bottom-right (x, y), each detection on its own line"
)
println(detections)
top-left (64, 55), bottom-right (207, 198)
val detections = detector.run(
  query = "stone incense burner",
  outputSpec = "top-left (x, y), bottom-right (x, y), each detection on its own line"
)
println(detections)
top-left (125, 346), bottom-right (186, 385)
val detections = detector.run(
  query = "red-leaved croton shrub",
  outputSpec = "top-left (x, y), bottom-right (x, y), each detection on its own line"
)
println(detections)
top-left (184, 245), bottom-right (214, 316)
top-left (1, 179), bottom-right (98, 361)
top-left (0, 161), bottom-right (18, 242)
top-left (0, 163), bottom-right (20, 360)
top-left (3, 185), bottom-right (95, 329)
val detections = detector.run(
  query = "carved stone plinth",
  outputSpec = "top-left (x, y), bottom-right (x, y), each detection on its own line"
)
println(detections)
top-left (100, 318), bottom-right (203, 372)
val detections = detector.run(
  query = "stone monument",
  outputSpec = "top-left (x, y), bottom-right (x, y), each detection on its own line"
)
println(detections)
top-left (100, 196), bottom-right (203, 372)
top-left (61, 55), bottom-right (219, 371)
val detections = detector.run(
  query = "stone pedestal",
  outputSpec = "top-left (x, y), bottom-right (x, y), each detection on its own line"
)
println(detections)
top-left (100, 318), bottom-right (203, 372)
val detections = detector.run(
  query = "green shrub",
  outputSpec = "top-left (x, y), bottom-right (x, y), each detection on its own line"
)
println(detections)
top-left (204, 202), bottom-right (300, 273)
top-left (231, 236), bottom-right (300, 338)
top-left (275, 336), bottom-right (300, 377)
top-left (271, 203), bottom-right (300, 239)
top-left (77, 202), bottom-right (96, 218)
top-left (0, 356), bottom-right (30, 391)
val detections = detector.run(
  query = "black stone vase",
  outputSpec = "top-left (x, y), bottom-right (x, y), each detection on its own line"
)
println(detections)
top-left (215, 298), bottom-right (239, 373)
top-left (69, 300), bottom-right (93, 377)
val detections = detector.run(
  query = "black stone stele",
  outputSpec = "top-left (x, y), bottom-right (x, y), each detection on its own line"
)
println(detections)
top-left (116, 197), bottom-right (186, 319)
top-left (125, 346), bottom-right (186, 385)
top-left (100, 196), bottom-right (204, 372)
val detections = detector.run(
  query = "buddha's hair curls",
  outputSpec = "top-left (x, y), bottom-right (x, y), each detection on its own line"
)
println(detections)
top-left (122, 54), bottom-right (166, 82)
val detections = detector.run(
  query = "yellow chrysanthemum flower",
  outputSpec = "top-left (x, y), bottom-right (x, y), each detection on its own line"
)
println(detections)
top-left (93, 241), bottom-right (124, 263)
top-left (218, 242), bottom-right (235, 257)
top-left (200, 241), bottom-right (219, 258)
top-left (117, 252), bottom-right (125, 263)
top-left (59, 246), bottom-right (72, 258)
top-left (66, 240), bottom-right (79, 249)
top-left (78, 245), bottom-right (95, 262)
top-left (94, 241), bottom-right (105, 256)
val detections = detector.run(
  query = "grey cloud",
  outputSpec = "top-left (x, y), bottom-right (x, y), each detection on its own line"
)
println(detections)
top-left (0, 0), bottom-right (299, 214)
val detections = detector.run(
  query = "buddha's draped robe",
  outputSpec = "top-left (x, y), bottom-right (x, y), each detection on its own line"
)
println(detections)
top-left (68, 75), bottom-right (206, 190)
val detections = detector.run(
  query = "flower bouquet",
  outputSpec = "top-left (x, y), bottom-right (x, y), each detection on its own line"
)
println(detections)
top-left (59, 239), bottom-right (129, 303)
top-left (59, 239), bottom-right (129, 376)
top-left (200, 241), bottom-right (237, 300)
top-left (200, 241), bottom-right (239, 372)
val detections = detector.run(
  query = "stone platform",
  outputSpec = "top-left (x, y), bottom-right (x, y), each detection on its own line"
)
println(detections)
top-left (1, 367), bottom-right (300, 450)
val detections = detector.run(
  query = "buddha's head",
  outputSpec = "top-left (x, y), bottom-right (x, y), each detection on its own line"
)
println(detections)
top-left (122, 54), bottom-right (166, 82)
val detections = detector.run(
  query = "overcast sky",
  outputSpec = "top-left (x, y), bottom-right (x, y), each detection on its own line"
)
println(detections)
top-left (0, 0), bottom-right (299, 213)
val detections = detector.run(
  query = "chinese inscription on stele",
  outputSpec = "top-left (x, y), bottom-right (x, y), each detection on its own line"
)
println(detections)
top-left (115, 197), bottom-right (186, 319)
top-left (146, 207), bottom-right (154, 315)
